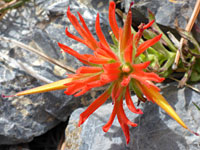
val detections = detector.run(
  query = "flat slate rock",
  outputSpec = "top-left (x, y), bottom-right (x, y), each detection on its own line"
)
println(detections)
top-left (64, 82), bottom-right (200, 150)
top-left (0, 0), bottom-right (110, 145)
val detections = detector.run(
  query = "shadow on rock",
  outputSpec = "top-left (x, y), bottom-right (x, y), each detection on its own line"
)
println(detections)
top-left (106, 102), bottom-right (187, 150)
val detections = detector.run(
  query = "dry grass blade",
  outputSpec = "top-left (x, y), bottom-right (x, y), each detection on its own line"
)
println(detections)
top-left (0, 36), bottom-right (76, 73)
top-left (167, 31), bottom-right (180, 48)
top-left (58, 139), bottom-right (66, 150)
top-left (0, 0), bottom-right (17, 10)
top-left (169, 76), bottom-right (200, 93)
top-left (0, 9), bottom-right (6, 20)
top-left (115, 8), bottom-right (123, 19)
top-left (173, 0), bottom-right (200, 70)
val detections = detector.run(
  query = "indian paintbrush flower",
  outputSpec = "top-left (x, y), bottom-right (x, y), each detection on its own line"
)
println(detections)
top-left (8, 1), bottom-right (199, 144)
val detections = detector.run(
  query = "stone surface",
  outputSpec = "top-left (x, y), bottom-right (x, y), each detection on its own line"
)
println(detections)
top-left (0, 0), bottom-right (110, 145)
top-left (64, 82), bottom-right (200, 150)
top-left (124, 0), bottom-right (197, 28)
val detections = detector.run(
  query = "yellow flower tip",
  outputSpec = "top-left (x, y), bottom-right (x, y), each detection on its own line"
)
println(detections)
top-left (8, 78), bottom-right (72, 97)
top-left (153, 93), bottom-right (188, 129)
top-left (142, 86), bottom-right (188, 129)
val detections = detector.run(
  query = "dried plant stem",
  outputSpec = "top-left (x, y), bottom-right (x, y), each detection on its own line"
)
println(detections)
top-left (60, 141), bottom-right (66, 150)
top-left (173, 0), bottom-right (200, 70)
top-left (0, 9), bottom-right (7, 20)
top-left (0, 0), bottom-right (17, 10)
top-left (0, 36), bottom-right (76, 73)
top-left (169, 76), bottom-right (200, 93)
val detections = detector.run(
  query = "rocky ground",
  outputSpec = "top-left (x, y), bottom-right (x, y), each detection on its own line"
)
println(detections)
top-left (0, 0), bottom-right (200, 149)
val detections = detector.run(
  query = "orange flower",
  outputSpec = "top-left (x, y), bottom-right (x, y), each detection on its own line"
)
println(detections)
top-left (12, 1), bottom-right (198, 144)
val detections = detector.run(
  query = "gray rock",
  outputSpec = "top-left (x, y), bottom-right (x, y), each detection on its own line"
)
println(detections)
top-left (64, 82), bottom-right (200, 150)
top-left (124, 0), bottom-right (197, 28)
top-left (0, 0), bottom-right (110, 145)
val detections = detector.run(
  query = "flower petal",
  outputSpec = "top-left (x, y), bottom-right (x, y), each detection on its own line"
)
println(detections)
top-left (116, 98), bottom-right (132, 144)
top-left (131, 74), bottom-right (161, 92)
top-left (121, 76), bottom-right (131, 87)
top-left (132, 61), bottom-right (165, 84)
top-left (95, 13), bottom-right (110, 48)
top-left (100, 73), bottom-right (119, 83)
top-left (131, 70), bottom-right (165, 83)
top-left (133, 23), bottom-right (145, 48)
top-left (88, 56), bottom-right (111, 64)
top-left (143, 20), bottom-right (155, 29)
top-left (132, 61), bottom-right (150, 70)
top-left (67, 7), bottom-right (98, 51)
top-left (120, 7), bottom-right (132, 52)
top-left (87, 80), bottom-right (107, 89)
top-left (65, 28), bottom-right (85, 45)
top-left (67, 7), bottom-right (89, 41)
top-left (103, 100), bottom-right (117, 132)
top-left (58, 42), bottom-right (89, 64)
top-left (103, 62), bottom-right (121, 74)
top-left (65, 74), bottom-right (100, 96)
top-left (136, 34), bottom-right (162, 57)
top-left (111, 82), bottom-right (119, 102)
top-left (109, 1), bottom-right (119, 40)
top-left (77, 12), bottom-right (99, 49)
top-left (97, 43), bottom-right (119, 60)
top-left (118, 98), bottom-right (138, 127)
top-left (76, 66), bottom-right (102, 74)
top-left (118, 118), bottom-right (130, 144)
top-left (124, 36), bottom-right (133, 63)
top-left (125, 87), bottom-right (143, 114)
top-left (78, 89), bottom-right (110, 126)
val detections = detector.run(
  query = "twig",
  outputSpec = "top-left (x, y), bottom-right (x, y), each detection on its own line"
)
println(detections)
top-left (0, 9), bottom-right (7, 20)
top-left (169, 76), bottom-right (200, 93)
top-left (0, 36), bottom-right (76, 73)
top-left (0, 0), bottom-right (17, 10)
top-left (167, 31), bottom-right (180, 48)
top-left (173, 0), bottom-right (200, 70)
top-left (60, 141), bottom-right (66, 150)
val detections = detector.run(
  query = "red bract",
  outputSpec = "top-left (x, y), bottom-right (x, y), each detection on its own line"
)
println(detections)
top-left (58, 1), bottom-right (165, 144)
top-left (13, 1), bottom-right (194, 144)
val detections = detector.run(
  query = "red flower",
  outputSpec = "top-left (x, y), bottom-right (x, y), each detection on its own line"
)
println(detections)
top-left (57, 1), bottom-right (184, 144)
top-left (14, 1), bottom-right (195, 144)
